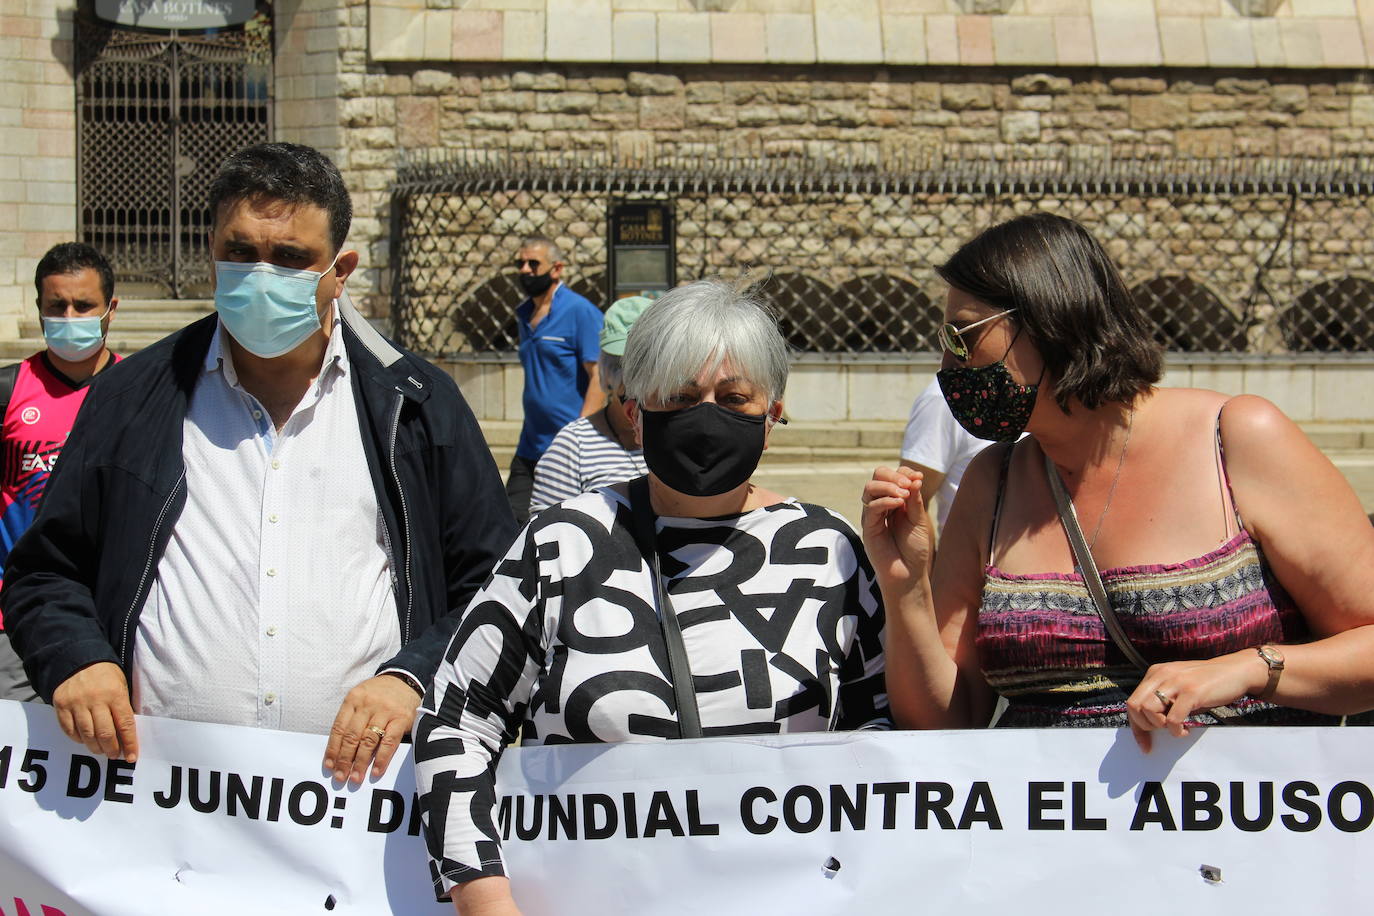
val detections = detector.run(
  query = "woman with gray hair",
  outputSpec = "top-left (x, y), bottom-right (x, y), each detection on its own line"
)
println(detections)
top-left (413, 278), bottom-right (889, 915)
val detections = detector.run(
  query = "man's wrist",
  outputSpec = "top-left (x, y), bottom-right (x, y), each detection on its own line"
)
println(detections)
top-left (380, 669), bottom-right (425, 697)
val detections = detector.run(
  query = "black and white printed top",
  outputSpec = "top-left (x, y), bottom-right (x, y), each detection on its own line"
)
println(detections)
top-left (413, 487), bottom-right (889, 898)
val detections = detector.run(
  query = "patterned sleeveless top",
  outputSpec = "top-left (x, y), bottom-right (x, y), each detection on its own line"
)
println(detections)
top-left (976, 430), bottom-right (1340, 729)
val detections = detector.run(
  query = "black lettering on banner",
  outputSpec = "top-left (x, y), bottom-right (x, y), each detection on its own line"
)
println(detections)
top-left (105, 759), bottom-right (135, 804)
top-left (1281, 781), bottom-right (1321, 832)
top-left (407, 792), bottom-right (423, 836)
top-left (0, 745), bottom-right (10, 787)
top-left (958, 783), bottom-right (1002, 830)
top-left (914, 783), bottom-right (954, 830)
top-left (584, 793), bottom-right (618, 840)
top-left (1028, 782), bottom-right (1064, 831)
top-left (740, 786), bottom-right (777, 835)
top-left (549, 795), bottom-right (577, 840)
top-left (154, 766), bottom-right (182, 808)
top-left (1071, 781), bottom-right (1106, 830)
top-left (64, 754), bottom-right (134, 804)
top-left (188, 768), bottom-right (221, 813)
top-left (370, 789), bottom-right (407, 834)
top-left (1130, 782), bottom-right (1177, 831)
top-left (783, 785), bottom-right (824, 834)
top-left (287, 781), bottom-right (329, 826)
top-left (516, 795), bottom-right (543, 841)
top-left (643, 791), bottom-right (685, 837)
top-left (67, 754), bottom-right (102, 799)
top-left (1328, 781), bottom-right (1374, 833)
top-left (497, 796), bottom-right (513, 840)
top-left (872, 782), bottom-right (909, 829)
top-left (1231, 781), bottom-right (1273, 832)
top-left (266, 776), bottom-right (285, 822)
top-left (623, 792), bottom-right (639, 839)
top-left (1182, 782), bottom-right (1223, 831)
top-left (226, 773), bottom-right (264, 818)
top-left (830, 784), bottom-right (866, 832)
top-left (17, 748), bottom-right (48, 793)
top-left (686, 790), bottom-right (720, 836)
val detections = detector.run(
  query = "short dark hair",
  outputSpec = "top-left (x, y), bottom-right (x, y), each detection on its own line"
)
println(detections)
top-left (519, 235), bottom-right (563, 263)
top-left (936, 212), bottom-right (1162, 412)
top-left (35, 242), bottom-right (115, 304)
top-left (208, 142), bottom-right (352, 252)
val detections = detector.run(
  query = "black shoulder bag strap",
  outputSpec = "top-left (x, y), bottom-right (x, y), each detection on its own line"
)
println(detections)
top-left (0, 363), bottom-right (20, 422)
top-left (628, 475), bottom-right (703, 739)
top-left (1044, 453), bottom-right (1238, 722)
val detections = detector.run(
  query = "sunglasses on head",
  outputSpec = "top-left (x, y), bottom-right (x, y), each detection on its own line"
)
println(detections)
top-left (938, 308), bottom-right (1016, 360)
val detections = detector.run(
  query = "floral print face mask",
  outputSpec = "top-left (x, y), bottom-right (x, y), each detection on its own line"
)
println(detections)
top-left (935, 329), bottom-right (1041, 442)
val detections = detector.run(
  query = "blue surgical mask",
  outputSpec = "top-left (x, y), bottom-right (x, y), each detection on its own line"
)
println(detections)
top-left (44, 310), bottom-right (109, 363)
top-left (213, 253), bottom-right (340, 358)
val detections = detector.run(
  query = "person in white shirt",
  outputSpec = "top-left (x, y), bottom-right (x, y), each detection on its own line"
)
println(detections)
top-left (3, 143), bottom-right (515, 786)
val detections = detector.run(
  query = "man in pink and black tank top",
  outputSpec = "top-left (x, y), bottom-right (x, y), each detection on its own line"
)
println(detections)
top-left (0, 242), bottom-right (120, 701)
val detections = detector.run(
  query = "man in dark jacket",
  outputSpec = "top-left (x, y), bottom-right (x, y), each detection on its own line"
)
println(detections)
top-left (2, 142), bottom-right (516, 786)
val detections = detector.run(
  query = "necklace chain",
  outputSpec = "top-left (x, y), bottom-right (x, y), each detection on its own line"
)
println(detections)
top-left (1087, 408), bottom-right (1134, 550)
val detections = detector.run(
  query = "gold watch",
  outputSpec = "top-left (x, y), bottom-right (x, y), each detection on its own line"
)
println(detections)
top-left (1254, 645), bottom-right (1285, 700)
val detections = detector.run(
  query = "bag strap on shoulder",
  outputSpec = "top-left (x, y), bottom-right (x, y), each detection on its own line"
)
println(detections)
top-left (1043, 453), bottom-right (1238, 723)
top-left (627, 475), bottom-right (703, 739)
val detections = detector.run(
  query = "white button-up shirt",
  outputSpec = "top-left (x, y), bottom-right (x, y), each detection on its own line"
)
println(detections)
top-left (132, 311), bottom-right (401, 734)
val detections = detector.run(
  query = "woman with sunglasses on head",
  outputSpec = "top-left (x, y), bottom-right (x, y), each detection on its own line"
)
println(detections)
top-left (415, 278), bottom-right (889, 915)
top-left (864, 212), bottom-right (1374, 748)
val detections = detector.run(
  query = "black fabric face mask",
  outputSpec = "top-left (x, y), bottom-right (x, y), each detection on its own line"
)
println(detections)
top-left (518, 271), bottom-right (556, 297)
top-left (639, 402), bottom-right (768, 498)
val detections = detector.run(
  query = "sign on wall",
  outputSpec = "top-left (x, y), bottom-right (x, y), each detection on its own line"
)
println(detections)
top-left (93, 0), bottom-right (257, 30)
top-left (608, 201), bottom-right (675, 300)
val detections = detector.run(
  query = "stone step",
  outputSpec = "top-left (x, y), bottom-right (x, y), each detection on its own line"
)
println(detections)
top-left (117, 299), bottom-right (215, 313)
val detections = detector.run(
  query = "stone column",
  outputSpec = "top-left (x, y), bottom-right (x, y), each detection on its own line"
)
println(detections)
top-left (0, 0), bottom-right (78, 338)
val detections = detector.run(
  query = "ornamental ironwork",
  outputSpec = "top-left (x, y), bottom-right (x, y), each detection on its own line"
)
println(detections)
top-left (390, 148), bottom-right (1374, 358)
top-left (76, 15), bottom-right (272, 297)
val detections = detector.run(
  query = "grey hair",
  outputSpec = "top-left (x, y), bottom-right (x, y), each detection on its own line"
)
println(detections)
top-left (519, 235), bottom-right (563, 264)
top-left (599, 350), bottom-right (624, 392)
top-left (622, 278), bottom-right (789, 405)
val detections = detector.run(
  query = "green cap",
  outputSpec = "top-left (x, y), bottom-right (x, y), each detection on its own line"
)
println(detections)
top-left (599, 295), bottom-right (656, 356)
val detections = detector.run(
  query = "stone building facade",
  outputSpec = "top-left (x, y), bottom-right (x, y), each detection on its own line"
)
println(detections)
top-left (2, 0), bottom-right (1373, 421)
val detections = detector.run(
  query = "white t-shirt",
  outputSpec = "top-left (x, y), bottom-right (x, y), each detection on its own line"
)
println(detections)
top-left (899, 378), bottom-right (991, 529)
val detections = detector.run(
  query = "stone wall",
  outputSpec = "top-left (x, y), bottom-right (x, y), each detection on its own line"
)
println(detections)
top-left (331, 60), bottom-right (1374, 318)
top-left (0, 0), bottom-right (77, 335)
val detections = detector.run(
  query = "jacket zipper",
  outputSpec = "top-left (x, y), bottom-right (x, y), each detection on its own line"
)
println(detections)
top-left (388, 391), bottom-right (413, 644)
top-left (119, 471), bottom-right (186, 666)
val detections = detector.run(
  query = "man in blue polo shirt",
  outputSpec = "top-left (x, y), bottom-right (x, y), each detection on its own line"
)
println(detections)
top-left (508, 235), bottom-right (605, 523)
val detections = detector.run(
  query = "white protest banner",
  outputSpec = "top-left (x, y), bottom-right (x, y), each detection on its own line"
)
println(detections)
top-left (2, 698), bottom-right (1372, 915)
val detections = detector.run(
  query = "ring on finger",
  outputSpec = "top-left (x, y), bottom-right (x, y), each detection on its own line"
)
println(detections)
top-left (366, 724), bottom-right (386, 738)
top-left (1153, 689), bottom-right (1172, 709)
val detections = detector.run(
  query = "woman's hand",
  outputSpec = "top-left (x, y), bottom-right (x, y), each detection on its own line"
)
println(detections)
top-left (1124, 650), bottom-right (1268, 753)
top-left (861, 465), bottom-right (936, 589)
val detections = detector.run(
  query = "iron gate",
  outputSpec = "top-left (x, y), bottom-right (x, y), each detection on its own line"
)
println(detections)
top-left (391, 149), bottom-right (1374, 357)
top-left (76, 14), bottom-right (272, 297)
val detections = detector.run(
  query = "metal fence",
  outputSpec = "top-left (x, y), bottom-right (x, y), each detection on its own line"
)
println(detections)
top-left (76, 16), bottom-right (273, 297)
top-left (390, 149), bottom-right (1374, 358)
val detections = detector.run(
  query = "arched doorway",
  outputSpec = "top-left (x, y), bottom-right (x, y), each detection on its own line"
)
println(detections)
top-left (75, 9), bottom-right (272, 297)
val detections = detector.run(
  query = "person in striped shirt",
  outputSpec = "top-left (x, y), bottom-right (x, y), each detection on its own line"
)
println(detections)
top-left (528, 296), bottom-right (653, 514)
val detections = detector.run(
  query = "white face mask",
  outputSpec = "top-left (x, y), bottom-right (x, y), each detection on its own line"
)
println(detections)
top-left (213, 251), bottom-right (341, 358)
